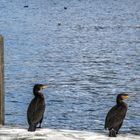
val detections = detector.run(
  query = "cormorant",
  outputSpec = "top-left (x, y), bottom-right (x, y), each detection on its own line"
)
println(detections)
top-left (105, 93), bottom-right (129, 137)
top-left (27, 84), bottom-right (48, 132)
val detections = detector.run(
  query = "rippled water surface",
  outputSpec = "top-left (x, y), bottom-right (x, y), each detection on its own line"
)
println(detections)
top-left (0, 0), bottom-right (140, 132)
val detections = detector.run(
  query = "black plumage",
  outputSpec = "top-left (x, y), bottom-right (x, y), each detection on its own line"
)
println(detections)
top-left (105, 93), bottom-right (129, 137)
top-left (27, 84), bottom-right (48, 132)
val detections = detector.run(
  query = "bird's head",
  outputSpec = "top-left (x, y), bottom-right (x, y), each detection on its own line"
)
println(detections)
top-left (33, 84), bottom-right (48, 92)
top-left (117, 93), bottom-right (129, 101)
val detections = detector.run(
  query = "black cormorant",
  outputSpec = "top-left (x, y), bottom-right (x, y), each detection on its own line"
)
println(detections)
top-left (105, 93), bottom-right (129, 137)
top-left (27, 84), bottom-right (48, 132)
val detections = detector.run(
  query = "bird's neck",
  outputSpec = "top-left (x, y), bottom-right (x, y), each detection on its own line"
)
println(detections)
top-left (33, 90), bottom-right (43, 97)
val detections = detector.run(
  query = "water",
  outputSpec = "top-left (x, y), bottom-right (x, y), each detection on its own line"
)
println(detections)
top-left (0, 0), bottom-right (140, 133)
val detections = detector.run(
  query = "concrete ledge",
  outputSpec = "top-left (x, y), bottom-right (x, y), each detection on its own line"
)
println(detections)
top-left (0, 126), bottom-right (139, 140)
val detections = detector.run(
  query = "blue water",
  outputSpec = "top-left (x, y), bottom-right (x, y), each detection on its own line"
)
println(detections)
top-left (0, 0), bottom-right (140, 132)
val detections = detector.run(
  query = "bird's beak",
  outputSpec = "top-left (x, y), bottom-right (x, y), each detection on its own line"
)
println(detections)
top-left (122, 95), bottom-right (129, 100)
top-left (42, 85), bottom-right (48, 89)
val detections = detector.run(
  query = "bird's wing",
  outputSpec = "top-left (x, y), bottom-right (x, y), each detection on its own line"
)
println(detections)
top-left (105, 105), bottom-right (127, 130)
top-left (27, 98), bottom-right (45, 125)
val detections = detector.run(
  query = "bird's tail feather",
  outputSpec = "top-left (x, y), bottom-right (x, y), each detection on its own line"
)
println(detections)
top-left (28, 125), bottom-right (36, 132)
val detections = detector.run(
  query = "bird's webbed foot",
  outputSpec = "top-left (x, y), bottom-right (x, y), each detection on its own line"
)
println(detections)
top-left (116, 131), bottom-right (119, 134)
top-left (109, 129), bottom-right (117, 137)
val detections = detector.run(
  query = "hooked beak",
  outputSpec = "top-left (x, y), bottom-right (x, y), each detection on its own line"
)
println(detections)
top-left (42, 85), bottom-right (48, 89)
top-left (121, 95), bottom-right (129, 100)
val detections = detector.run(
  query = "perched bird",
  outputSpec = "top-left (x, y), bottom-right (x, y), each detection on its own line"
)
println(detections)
top-left (27, 84), bottom-right (48, 132)
top-left (105, 93), bottom-right (129, 137)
